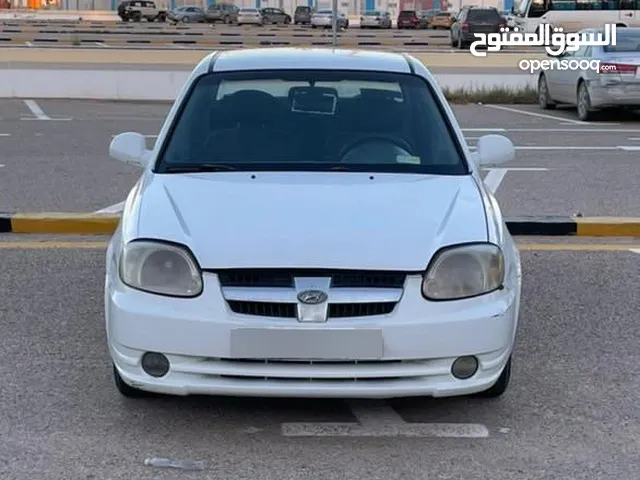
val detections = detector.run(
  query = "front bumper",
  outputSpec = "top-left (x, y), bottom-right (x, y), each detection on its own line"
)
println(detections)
top-left (106, 273), bottom-right (520, 399)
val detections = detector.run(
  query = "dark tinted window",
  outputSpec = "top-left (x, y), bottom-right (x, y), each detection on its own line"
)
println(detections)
top-left (399, 10), bottom-right (416, 15)
top-left (603, 30), bottom-right (640, 51)
top-left (156, 70), bottom-right (467, 175)
top-left (467, 9), bottom-right (501, 21)
top-left (295, 6), bottom-right (310, 12)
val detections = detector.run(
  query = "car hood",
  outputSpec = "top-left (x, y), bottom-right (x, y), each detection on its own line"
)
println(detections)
top-left (132, 172), bottom-right (488, 270)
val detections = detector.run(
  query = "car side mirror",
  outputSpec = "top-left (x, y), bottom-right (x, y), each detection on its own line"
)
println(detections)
top-left (473, 134), bottom-right (514, 167)
top-left (109, 132), bottom-right (151, 167)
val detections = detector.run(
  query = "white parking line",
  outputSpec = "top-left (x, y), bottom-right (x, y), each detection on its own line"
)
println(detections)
top-left (23, 100), bottom-right (51, 120)
top-left (470, 146), bottom-right (637, 151)
top-left (280, 401), bottom-right (491, 438)
top-left (627, 137), bottom-right (640, 141)
top-left (484, 105), bottom-right (589, 125)
top-left (631, 249), bottom-right (640, 255)
top-left (94, 201), bottom-right (125, 214)
top-left (464, 128), bottom-right (640, 133)
top-left (25, 41), bottom-right (33, 47)
top-left (462, 128), bottom-right (506, 132)
top-left (483, 169), bottom-right (508, 194)
top-left (0, 133), bottom-right (10, 137)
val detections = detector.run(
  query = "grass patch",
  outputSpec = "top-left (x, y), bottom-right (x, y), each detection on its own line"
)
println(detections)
top-left (444, 84), bottom-right (538, 104)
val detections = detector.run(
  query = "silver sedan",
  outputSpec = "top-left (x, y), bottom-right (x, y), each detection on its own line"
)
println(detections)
top-left (360, 10), bottom-right (392, 28)
top-left (311, 10), bottom-right (348, 29)
top-left (537, 27), bottom-right (640, 121)
top-left (237, 7), bottom-right (264, 25)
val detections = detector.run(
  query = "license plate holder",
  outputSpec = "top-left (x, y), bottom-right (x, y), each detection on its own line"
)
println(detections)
top-left (229, 328), bottom-right (384, 360)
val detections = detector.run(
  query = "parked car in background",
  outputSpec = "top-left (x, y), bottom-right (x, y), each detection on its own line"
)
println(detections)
top-left (237, 7), bottom-right (264, 25)
top-left (360, 10), bottom-right (392, 28)
top-left (205, 2), bottom-right (239, 24)
top-left (260, 7), bottom-right (292, 24)
top-left (294, 5), bottom-right (314, 24)
top-left (311, 9), bottom-right (349, 29)
top-left (538, 27), bottom-right (640, 120)
top-left (117, 0), bottom-right (167, 22)
top-left (397, 10), bottom-right (427, 29)
top-left (429, 11), bottom-right (453, 29)
top-left (450, 6), bottom-right (506, 49)
top-left (167, 5), bottom-right (206, 23)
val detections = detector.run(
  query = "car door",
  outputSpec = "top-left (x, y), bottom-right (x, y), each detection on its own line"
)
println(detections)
top-left (274, 8), bottom-right (287, 23)
top-left (554, 44), bottom-right (589, 103)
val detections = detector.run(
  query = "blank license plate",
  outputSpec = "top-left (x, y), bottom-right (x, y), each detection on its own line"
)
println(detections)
top-left (229, 328), bottom-right (384, 360)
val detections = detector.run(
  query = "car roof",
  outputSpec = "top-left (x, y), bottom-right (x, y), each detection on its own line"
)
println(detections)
top-left (209, 48), bottom-right (412, 73)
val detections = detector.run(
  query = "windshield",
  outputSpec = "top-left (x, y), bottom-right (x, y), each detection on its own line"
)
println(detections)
top-left (240, 8), bottom-right (257, 12)
top-left (603, 31), bottom-right (640, 52)
top-left (317, 10), bottom-right (332, 14)
top-left (364, 10), bottom-right (382, 15)
top-left (467, 9), bottom-right (501, 21)
top-left (155, 70), bottom-right (467, 175)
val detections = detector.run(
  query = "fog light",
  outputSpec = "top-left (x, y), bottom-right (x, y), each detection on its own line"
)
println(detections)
top-left (141, 352), bottom-right (170, 377)
top-left (451, 356), bottom-right (478, 379)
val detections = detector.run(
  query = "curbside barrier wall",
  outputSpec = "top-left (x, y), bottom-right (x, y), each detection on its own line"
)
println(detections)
top-left (2, 214), bottom-right (640, 236)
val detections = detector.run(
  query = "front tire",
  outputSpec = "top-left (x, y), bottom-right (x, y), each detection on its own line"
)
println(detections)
top-left (474, 356), bottom-right (511, 398)
top-left (537, 73), bottom-right (556, 110)
top-left (113, 365), bottom-right (150, 398)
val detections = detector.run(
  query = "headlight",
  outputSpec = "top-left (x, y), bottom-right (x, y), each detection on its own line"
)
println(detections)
top-left (422, 243), bottom-right (504, 301)
top-left (118, 240), bottom-right (203, 297)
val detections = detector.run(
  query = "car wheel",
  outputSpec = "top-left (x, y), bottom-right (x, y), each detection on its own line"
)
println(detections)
top-left (182, 16), bottom-right (190, 22)
top-left (450, 32), bottom-right (456, 46)
top-left (474, 356), bottom-right (511, 398)
top-left (577, 80), bottom-right (596, 121)
top-left (311, 24), bottom-right (316, 28)
top-left (284, 16), bottom-right (290, 24)
top-left (132, 12), bottom-right (141, 22)
top-left (223, 15), bottom-right (230, 24)
top-left (113, 365), bottom-right (150, 398)
top-left (537, 73), bottom-right (556, 110)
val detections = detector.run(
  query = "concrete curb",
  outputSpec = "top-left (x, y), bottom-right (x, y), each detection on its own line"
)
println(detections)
top-left (2, 214), bottom-right (640, 236)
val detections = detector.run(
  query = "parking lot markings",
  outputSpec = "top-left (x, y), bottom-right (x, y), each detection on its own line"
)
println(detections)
top-left (23, 100), bottom-right (51, 120)
top-left (484, 105), bottom-right (590, 125)
top-left (281, 401), bottom-right (491, 438)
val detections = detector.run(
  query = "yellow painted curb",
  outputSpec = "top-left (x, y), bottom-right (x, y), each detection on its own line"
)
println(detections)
top-left (575, 217), bottom-right (640, 237)
top-left (10, 213), bottom-right (119, 234)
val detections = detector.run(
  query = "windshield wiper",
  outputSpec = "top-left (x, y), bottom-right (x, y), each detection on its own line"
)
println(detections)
top-left (164, 164), bottom-right (237, 173)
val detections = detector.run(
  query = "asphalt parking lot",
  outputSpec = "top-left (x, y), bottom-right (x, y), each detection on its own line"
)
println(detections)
top-left (1, 236), bottom-right (639, 479)
top-left (1, 98), bottom-right (639, 216)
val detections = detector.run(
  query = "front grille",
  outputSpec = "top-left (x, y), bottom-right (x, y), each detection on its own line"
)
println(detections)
top-left (227, 301), bottom-right (296, 318)
top-left (227, 301), bottom-right (397, 318)
top-left (215, 269), bottom-right (406, 288)
top-left (329, 302), bottom-right (395, 318)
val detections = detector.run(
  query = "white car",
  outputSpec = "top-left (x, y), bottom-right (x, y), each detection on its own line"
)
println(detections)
top-left (311, 9), bottom-right (348, 28)
top-left (106, 47), bottom-right (522, 400)
top-left (236, 7), bottom-right (263, 25)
